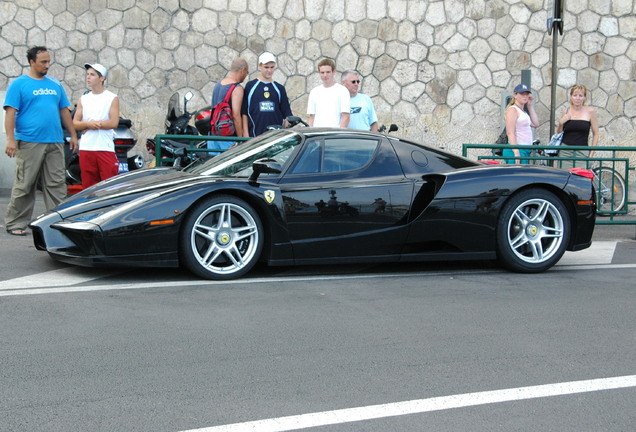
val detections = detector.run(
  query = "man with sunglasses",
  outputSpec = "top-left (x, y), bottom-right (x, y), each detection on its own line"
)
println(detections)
top-left (342, 71), bottom-right (378, 132)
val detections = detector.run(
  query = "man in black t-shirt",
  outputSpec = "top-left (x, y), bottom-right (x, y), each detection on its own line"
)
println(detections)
top-left (241, 52), bottom-right (293, 137)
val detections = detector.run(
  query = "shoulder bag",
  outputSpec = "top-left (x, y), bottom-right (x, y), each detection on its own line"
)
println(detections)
top-left (493, 127), bottom-right (507, 156)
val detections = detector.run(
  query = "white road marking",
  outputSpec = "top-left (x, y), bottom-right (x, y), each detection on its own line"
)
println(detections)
top-left (1, 262), bottom-right (635, 297)
top-left (1, 242), bottom-right (630, 432)
top-left (558, 240), bottom-right (617, 265)
top-left (1, 267), bottom-right (124, 290)
top-left (179, 375), bottom-right (636, 432)
top-left (0, 241), bottom-right (629, 297)
top-left (0, 270), bottom-right (494, 297)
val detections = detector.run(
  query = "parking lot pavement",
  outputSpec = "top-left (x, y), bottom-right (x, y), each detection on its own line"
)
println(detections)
top-left (590, 222), bottom-right (636, 241)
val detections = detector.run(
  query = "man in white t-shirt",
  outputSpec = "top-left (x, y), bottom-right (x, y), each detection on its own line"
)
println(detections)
top-left (306, 59), bottom-right (350, 128)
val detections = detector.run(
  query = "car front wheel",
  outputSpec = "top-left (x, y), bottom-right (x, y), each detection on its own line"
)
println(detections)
top-left (180, 195), bottom-right (263, 280)
top-left (497, 189), bottom-right (570, 273)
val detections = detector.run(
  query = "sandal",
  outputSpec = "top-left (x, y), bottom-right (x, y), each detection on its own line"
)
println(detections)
top-left (6, 228), bottom-right (28, 236)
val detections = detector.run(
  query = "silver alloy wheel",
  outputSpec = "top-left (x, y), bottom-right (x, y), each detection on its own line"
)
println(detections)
top-left (506, 197), bottom-right (565, 264)
top-left (189, 202), bottom-right (260, 276)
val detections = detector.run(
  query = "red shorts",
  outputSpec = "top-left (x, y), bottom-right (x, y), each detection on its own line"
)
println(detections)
top-left (79, 150), bottom-right (119, 188)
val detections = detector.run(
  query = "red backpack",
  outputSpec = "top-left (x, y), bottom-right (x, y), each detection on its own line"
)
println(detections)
top-left (210, 84), bottom-right (237, 136)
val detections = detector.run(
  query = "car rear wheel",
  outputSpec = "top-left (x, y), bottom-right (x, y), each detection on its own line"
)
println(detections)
top-left (180, 195), bottom-right (263, 279)
top-left (497, 189), bottom-right (570, 273)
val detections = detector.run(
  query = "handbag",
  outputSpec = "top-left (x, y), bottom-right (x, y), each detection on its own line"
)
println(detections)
top-left (493, 127), bottom-right (507, 156)
top-left (545, 131), bottom-right (563, 156)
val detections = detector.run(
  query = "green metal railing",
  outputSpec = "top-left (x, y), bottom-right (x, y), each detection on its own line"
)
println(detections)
top-left (151, 138), bottom-right (634, 225)
top-left (152, 134), bottom-right (249, 166)
top-left (462, 144), bottom-right (636, 225)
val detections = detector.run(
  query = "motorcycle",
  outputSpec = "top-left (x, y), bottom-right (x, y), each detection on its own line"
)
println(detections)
top-left (378, 124), bottom-right (398, 133)
top-left (146, 91), bottom-right (212, 168)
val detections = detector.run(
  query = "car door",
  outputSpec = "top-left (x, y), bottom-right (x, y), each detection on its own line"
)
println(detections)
top-left (277, 135), bottom-right (415, 261)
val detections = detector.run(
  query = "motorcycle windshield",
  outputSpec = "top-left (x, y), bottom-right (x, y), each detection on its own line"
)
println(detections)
top-left (167, 93), bottom-right (182, 121)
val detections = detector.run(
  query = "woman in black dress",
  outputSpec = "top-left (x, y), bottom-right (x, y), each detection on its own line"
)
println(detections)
top-left (556, 84), bottom-right (599, 168)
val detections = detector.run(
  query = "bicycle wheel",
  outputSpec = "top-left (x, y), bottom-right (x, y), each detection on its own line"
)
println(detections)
top-left (592, 167), bottom-right (625, 213)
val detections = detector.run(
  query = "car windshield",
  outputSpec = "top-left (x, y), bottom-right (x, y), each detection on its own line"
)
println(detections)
top-left (188, 130), bottom-right (303, 178)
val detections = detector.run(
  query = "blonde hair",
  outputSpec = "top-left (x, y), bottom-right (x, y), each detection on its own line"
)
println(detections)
top-left (569, 84), bottom-right (588, 104)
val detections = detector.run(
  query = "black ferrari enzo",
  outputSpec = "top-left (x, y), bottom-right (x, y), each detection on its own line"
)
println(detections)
top-left (30, 128), bottom-right (596, 279)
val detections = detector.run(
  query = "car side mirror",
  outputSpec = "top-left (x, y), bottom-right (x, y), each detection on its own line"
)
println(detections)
top-left (249, 158), bottom-right (282, 182)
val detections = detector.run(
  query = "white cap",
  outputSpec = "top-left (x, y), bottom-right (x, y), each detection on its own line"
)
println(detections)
top-left (258, 52), bottom-right (276, 65)
top-left (84, 63), bottom-right (108, 78)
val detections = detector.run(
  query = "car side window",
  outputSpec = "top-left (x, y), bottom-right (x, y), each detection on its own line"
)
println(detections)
top-left (290, 137), bottom-right (379, 175)
top-left (290, 139), bottom-right (322, 174)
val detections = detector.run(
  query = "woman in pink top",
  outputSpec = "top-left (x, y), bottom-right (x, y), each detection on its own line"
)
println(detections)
top-left (503, 83), bottom-right (539, 164)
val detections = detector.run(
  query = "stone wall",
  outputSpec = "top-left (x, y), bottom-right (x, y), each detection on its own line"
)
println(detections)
top-left (1, 0), bottom-right (635, 158)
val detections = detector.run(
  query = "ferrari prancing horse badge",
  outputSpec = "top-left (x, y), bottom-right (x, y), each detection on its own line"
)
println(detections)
top-left (264, 190), bottom-right (275, 203)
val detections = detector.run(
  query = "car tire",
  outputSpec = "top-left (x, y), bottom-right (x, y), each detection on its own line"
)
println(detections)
top-left (496, 189), bottom-right (570, 273)
top-left (180, 195), bottom-right (263, 280)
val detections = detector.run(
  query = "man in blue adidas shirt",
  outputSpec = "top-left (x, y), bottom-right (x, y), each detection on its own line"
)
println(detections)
top-left (3, 46), bottom-right (78, 236)
top-left (241, 52), bottom-right (293, 137)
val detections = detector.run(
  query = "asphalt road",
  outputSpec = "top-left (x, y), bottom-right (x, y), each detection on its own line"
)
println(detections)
top-left (1, 193), bottom-right (636, 431)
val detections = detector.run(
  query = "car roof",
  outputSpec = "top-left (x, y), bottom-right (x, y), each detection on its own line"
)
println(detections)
top-left (293, 127), bottom-right (387, 138)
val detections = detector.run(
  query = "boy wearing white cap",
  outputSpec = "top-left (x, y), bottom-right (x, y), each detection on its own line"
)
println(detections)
top-left (73, 63), bottom-right (120, 188)
top-left (241, 52), bottom-right (293, 137)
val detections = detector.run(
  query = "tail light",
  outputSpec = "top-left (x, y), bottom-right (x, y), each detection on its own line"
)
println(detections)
top-left (196, 109), bottom-right (211, 121)
top-left (114, 138), bottom-right (135, 156)
top-left (67, 184), bottom-right (84, 195)
top-left (568, 167), bottom-right (594, 179)
top-left (114, 138), bottom-right (134, 146)
top-left (146, 140), bottom-right (156, 156)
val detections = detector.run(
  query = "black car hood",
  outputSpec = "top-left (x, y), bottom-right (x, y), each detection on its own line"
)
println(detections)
top-left (53, 168), bottom-right (241, 218)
